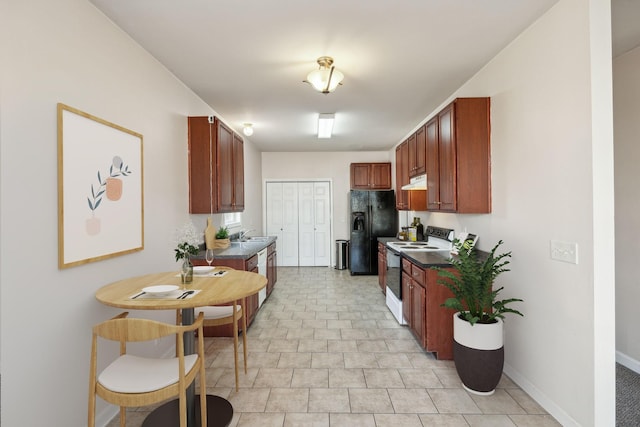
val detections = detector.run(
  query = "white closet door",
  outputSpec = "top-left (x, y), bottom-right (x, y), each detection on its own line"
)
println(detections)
top-left (266, 180), bottom-right (331, 267)
top-left (266, 182), bottom-right (283, 242)
top-left (298, 183), bottom-right (315, 266)
top-left (266, 182), bottom-right (299, 266)
top-left (281, 183), bottom-right (299, 266)
top-left (312, 182), bottom-right (331, 266)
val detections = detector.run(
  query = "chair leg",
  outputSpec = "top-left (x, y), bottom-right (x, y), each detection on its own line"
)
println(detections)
top-left (242, 297), bottom-right (248, 374)
top-left (88, 390), bottom-right (96, 427)
top-left (198, 328), bottom-right (208, 426)
top-left (179, 388), bottom-right (186, 427)
top-left (119, 406), bottom-right (126, 427)
top-left (232, 301), bottom-right (240, 391)
top-left (199, 370), bottom-right (207, 427)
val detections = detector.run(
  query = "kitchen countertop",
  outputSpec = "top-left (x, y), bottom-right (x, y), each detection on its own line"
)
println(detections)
top-left (193, 236), bottom-right (277, 261)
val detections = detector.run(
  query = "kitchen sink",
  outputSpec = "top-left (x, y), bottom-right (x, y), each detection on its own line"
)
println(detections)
top-left (244, 236), bottom-right (270, 242)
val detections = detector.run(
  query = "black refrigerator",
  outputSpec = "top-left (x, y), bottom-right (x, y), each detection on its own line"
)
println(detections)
top-left (349, 190), bottom-right (397, 275)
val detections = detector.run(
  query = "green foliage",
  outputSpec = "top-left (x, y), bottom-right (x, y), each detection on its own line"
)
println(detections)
top-left (216, 226), bottom-right (229, 239)
top-left (174, 242), bottom-right (199, 262)
top-left (434, 240), bottom-right (523, 325)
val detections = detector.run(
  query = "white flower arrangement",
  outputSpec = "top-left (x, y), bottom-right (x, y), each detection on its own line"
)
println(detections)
top-left (174, 220), bottom-right (203, 261)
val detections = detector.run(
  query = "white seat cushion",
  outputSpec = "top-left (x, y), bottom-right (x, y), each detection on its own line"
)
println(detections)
top-left (197, 305), bottom-right (240, 320)
top-left (98, 354), bottom-right (198, 393)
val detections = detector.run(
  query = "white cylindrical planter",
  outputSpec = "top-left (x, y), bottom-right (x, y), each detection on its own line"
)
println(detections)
top-left (452, 312), bottom-right (504, 395)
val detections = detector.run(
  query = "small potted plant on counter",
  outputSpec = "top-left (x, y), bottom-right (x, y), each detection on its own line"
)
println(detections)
top-left (214, 226), bottom-right (230, 249)
top-left (434, 239), bottom-right (523, 395)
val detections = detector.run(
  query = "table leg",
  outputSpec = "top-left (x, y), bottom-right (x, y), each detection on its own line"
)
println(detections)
top-left (181, 308), bottom-right (196, 427)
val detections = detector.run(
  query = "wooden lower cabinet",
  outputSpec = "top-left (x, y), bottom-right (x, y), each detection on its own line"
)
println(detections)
top-left (401, 257), bottom-right (455, 360)
top-left (377, 242), bottom-right (386, 294)
top-left (267, 243), bottom-right (277, 297)
top-left (192, 254), bottom-right (260, 337)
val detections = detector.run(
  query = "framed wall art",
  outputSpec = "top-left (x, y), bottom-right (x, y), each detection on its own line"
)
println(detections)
top-left (57, 103), bottom-right (144, 268)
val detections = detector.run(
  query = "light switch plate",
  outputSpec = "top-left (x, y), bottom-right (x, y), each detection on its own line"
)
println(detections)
top-left (550, 240), bottom-right (578, 264)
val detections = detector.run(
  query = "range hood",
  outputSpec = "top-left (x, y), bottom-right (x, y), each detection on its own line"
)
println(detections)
top-left (401, 174), bottom-right (427, 190)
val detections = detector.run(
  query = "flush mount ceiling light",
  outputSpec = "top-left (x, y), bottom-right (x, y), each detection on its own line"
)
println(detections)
top-left (305, 56), bottom-right (344, 94)
top-left (242, 123), bottom-right (254, 136)
top-left (318, 113), bottom-right (335, 139)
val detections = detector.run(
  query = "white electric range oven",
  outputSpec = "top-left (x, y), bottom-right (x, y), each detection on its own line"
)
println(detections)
top-left (385, 226), bottom-right (454, 325)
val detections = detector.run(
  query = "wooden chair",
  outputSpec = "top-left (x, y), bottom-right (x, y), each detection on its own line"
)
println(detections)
top-left (88, 312), bottom-right (207, 427)
top-left (177, 267), bottom-right (248, 391)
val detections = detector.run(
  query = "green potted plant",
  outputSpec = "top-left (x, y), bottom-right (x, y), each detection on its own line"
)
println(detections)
top-left (434, 239), bottom-right (523, 395)
top-left (213, 226), bottom-right (230, 249)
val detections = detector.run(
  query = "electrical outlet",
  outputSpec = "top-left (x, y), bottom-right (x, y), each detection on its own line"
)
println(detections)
top-left (550, 240), bottom-right (578, 264)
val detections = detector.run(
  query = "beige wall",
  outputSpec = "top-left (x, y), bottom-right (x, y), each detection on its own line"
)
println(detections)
top-left (0, 0), bottom-right (261, 425)
top-left (614, 46), bottom-right (640, 369)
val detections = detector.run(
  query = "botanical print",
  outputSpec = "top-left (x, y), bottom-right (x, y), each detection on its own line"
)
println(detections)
top-left (58, 103), bottom-right (143, 268)
top-left (86, 156), bottom-right (132, 236)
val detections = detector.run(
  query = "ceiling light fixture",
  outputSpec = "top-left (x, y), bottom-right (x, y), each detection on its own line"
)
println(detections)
top-left (305, 56), bottom-right (344, 94)
top-left (242, 123), bottom-right (254, 136)
top-left (318, 113), bottom-right (335, 139)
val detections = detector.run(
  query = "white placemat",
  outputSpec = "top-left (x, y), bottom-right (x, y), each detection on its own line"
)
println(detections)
top-left (129, 289), bottom-right (202, 300)
top-left (175, 270), bottom-right (229, 278)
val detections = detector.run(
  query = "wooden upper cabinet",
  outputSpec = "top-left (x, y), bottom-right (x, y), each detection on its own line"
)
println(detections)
top-left (350, 162), bottom-right (392, 190)
top-left (395, 143), bottom-right (408, 210)
top-left (188, 116), bottom-right (216, 214)
top-left (188, 116), bottom-right (244, 214)
top-left (426, 98), bottom-right (491, 213)
top-left (395, 140), bottom-right (427, 211)
top-left (232, 133), bottom-right (244, 211)
top-left (408, 126), bottom-right (426, 177)
top-left (217, 121), bottom-right (234, 212)
top-left (426, 117), bottom-right (440, 211)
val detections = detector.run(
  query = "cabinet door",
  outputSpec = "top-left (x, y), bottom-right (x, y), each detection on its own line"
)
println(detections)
top-left (402, 271), bottom-right (411, 325)
top-left (426, 117), bottom-right (440, 210)
top-left (407, 133), bottom-right (418, 176)
top-left (267, 249), bottom-right (276, 296)
top-left (408, 127), bottom-right (426, 178)
top-left (350, 163), bottom-right (371, 189)
top-left (395, 143), bottom-right (408, 210)
top-left (216, 120), bottom-right (235, 212)
top-left (370, 163), bottom-right (391, 189)
top-left (411, 282), bottom-right (426, 346)
top-left (438, 104), bottom-right (456, 211)
top-left (413, 125), bottom-right (426, 177)
top-left (188, 117), bottom-right (216, 214)
top-left (232, 133), bottom-right (244, 211)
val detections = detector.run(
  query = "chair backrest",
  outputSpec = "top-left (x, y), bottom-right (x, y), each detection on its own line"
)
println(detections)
top-left (94, 315), bottom-right (193, 342)
top-left (94, 312), bottom-right (205, 356)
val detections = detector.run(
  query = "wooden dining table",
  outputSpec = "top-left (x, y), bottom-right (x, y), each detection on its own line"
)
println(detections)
top-left (95, 268), bottom-right (267, 427)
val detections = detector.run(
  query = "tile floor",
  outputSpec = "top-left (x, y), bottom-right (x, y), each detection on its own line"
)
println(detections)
top-left (107, 267), bottom-right (561, 427)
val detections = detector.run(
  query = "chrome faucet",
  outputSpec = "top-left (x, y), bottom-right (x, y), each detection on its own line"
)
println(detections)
top-left (238, 229), bottom-right (255, 241)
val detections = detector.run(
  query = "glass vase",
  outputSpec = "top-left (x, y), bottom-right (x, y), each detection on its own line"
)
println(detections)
top-left (181, 257), bottom-right (193, 285)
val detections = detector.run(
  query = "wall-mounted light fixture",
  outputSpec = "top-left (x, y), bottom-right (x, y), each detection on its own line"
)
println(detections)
top-left (243, 123), bottom-right (254, 136)
top-left (318, 113), bottom-right (335, 139)
top-left (305, 56), bottom-right (344, 94)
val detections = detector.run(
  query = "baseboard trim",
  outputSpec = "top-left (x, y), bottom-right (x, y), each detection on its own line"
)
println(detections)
top-left (616, 350), bottom-right (640, 374)
top-left (503, 363), bottom-right (580, 427)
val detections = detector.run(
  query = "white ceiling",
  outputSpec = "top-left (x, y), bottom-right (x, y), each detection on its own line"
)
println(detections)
top-left (90, 0), bottom-right (638, 153)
